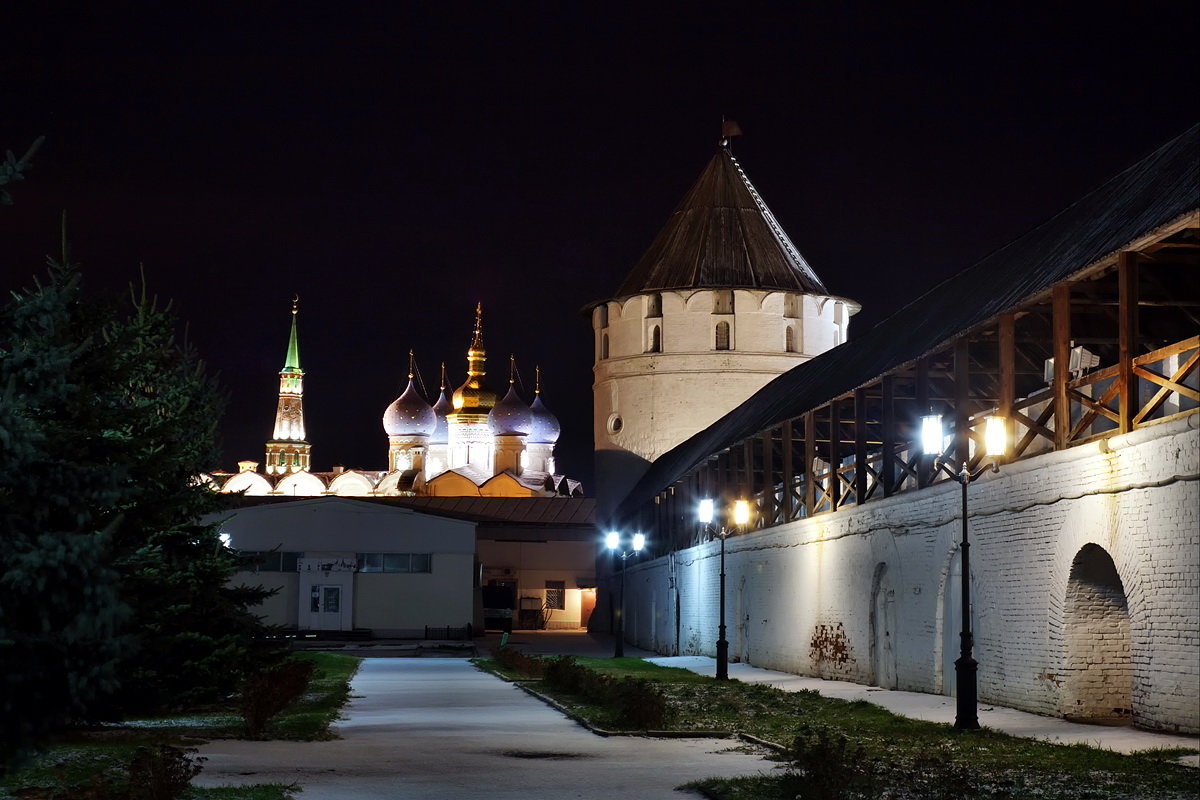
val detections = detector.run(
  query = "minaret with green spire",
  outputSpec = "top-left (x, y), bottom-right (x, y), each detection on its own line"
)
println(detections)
top-left (266, 296), bottom-right (312, 475)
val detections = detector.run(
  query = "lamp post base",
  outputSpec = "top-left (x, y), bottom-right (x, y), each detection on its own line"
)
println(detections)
top-left (953, 655), bottom-right (980, 730)
top-left (715, 639), bottom-right (729, 680)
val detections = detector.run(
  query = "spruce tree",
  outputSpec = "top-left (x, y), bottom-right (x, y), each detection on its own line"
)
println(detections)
top-left (1, 250), bottom-right (282, 761)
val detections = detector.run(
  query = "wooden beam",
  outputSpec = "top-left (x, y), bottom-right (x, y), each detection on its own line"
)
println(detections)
top-left (781, 419), bottom-right (795, 520)
top-left (916, 356), bottom-right (932, 488)
top-left (1053, 284), bottom-right (1071, 450)
top-left (955, 337), bottom-right (971, 466)
top-left (882, 375), bottom-right (896, 497)
top-left (829, 401), bottom-right (841, 512)
top-left (854, 388), bottom-right (869, 504)
top-left (1118, 251), bottom-right (1139, 434)
top-left (762, 429), bottom-right (775, 526)
top-left (998, 313), bottom-right (1015, 463)
top-left (804, 410), bottom-right (816, 514)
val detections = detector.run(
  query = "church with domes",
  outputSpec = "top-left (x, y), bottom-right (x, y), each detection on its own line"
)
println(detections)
top-left (208, 302), bottom-right (581, 498)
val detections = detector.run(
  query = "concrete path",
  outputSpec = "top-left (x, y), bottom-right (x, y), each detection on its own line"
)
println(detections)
top-left (194, 658), bottom-right (777, 799)
top-left (648, 655), bottom-right (1200, 758)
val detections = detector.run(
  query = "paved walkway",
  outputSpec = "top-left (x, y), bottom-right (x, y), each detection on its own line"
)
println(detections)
top-left (194, 658), bottom-right (776, 799)
top-left (646, 655), bottom-right (1200, 759)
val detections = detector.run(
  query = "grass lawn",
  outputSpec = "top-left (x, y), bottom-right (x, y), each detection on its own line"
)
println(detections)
top-left (476, 656), bottom-right (1199, 800)
top-left (1, 652), bottom-right (361, 800)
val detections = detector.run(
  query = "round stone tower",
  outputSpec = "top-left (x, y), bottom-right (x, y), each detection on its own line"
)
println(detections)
top-left (589, 135), bottom-right (859, 519)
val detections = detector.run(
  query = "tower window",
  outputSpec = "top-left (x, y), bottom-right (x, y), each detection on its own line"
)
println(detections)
top-left (647, 325), bottom-right (661, 353)
top-left (785, 326), bottom-right (796, 353)
top-left (713, 290), bottom-right (734, 314)
top-left (597, 305), bottom-right (609, 329)
top-left (646, 293), bottom-right (662, 318)
top-left (601, 334), bottom-right (609, 360)
top-left (715, 321), bottom-right (731, 351)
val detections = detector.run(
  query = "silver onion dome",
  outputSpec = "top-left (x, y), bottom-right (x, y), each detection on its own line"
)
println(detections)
top-left (382, 379), bottom-right (436, 437)
top-left (430, 389), bottom-right (453, 444)
top-left (488, 384), bottom-right (533, 436)
top-left (528, 394), bottom-right (561, 444)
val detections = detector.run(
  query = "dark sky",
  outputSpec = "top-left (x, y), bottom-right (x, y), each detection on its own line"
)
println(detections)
top-left (3, 3), bottom-right (1195, 490)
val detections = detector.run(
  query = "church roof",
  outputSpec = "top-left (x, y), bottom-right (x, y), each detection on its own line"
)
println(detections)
top-left (611, 145), bottom-right (828, 299)
top-left (615, 122), bottom-right (1200, 520)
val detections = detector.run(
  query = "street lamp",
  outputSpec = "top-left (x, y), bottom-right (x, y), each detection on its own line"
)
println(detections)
top-left (697, 498), bottom-right (751, 680)
top-left (606, 530), bottom-right (645, 658)
top-left (919, 412), bottom-right (1007, 730)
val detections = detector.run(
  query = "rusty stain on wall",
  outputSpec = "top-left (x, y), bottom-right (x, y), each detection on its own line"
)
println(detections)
top-left (810, 621), bottom-right (854, 672)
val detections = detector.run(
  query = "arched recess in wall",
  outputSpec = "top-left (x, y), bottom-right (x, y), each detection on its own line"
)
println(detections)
top-left (648, 325), bottom-right (661, 353)
top-left (937, 546), bottom-right (977, 697)
top-left (715, 321), bottom-right (731, 351)
top-left (1062, 544), bottom-right (1132, 724)
top-left (785, 326), bottom-right (796, 353)
top-left (601, 333), bottom-right (609, 360)
top-left (870, 562), bottom-right (897, 689)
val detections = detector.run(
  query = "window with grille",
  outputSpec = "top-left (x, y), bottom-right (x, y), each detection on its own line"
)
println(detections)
top-left (545, 580), bottom-right (566, 610)
top-left (786, 326), bottom-right (796, 352)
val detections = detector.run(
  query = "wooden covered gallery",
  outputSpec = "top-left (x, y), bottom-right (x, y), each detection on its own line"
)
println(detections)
top-left (619, 125), bottom-right (1199, 544)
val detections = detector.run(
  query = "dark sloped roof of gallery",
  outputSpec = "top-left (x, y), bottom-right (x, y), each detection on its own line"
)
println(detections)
top-left (610, 145), bottom-right (829, 299)
top-left (615, 122), bottom-right (1200, 520)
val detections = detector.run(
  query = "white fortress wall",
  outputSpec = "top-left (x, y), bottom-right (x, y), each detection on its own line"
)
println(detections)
top-left (620, 414), bottom-right (1199, 733)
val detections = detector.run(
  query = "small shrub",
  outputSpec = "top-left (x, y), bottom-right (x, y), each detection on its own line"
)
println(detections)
top-left (239, 658), bottom-right (316, 738)
top-left (611, 678), bottom-right (670, 730)
top-left (492, 646), bottom-right (544, 678)
top-left (785, 725), bottom-right (874, 800)
top-left (125, 745), bottom-right (205, 800)
top-left (542, 656), bottom-right (589, 693)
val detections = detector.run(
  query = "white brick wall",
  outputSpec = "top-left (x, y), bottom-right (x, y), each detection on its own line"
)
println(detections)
top-left (619, 415), bottom-right (1200, 733)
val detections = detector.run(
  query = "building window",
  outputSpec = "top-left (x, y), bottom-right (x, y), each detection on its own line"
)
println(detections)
top-left (715, 321), bottom-right (731, 351)
top-left (238, 551), bottom-right (302, 572)
top-left (713, 290), bottom-right (734, 314)
top-left (601, 334), bottom-right (609, 360)
top-left (607, 414), bottom-right (623, 434)
top-left (545, 580), bottom-right (566, 610)
top-left (785, 326), bottom-right (796, 353)
top-left (646, 293), bottom-right (662, 318)
top-left (597, 305), bottom-right (608, 328)
top-left (357, 553), bottom-right (433, 573)
top-left (647, 325), bottom-right (661, 353)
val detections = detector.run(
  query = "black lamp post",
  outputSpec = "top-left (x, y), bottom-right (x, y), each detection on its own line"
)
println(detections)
top-left (605, 530), bottom-right (645, 658)
top-left (697, 498), bottom-right (751, 680)
top-left (920, 413), bottom-right (1008, 731)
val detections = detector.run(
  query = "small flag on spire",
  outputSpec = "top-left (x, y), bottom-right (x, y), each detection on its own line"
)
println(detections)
top-left (720, 118), bottom-right (743, 148)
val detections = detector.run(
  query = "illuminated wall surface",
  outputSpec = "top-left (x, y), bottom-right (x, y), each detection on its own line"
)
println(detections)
top-left (616, 416), bottom-right (1199, 734)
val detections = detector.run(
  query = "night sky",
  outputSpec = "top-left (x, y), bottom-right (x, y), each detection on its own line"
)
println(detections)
top-left (3, 3), bottom-right (1195, 491)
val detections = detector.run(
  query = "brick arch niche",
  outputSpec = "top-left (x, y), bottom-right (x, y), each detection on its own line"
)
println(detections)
top-left (1062, 544), bottom-right (1132, 725)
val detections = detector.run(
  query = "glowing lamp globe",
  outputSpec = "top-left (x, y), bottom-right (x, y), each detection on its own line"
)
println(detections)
top-left (985, 415), bottom-right (1008, 458)
top-left (605, 531), bottom-right (620, 550)
top-left (920, 414), bottom-right (943, 455)
top-left (733, 499), bottom-right (751, 526)
top-left (698, 498), bottom-right (715, 524)
top-left (632, 533), bottom-right (646, 552)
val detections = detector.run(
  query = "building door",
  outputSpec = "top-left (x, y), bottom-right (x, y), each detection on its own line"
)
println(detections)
top-left (309, 585), bottom-right (344, 630)
top-left (871, 563), bottom-right (897, 689)
top-left (580, 589), bottom-right (596, 629)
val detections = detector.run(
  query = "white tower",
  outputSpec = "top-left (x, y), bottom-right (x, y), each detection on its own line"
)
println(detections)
top-left (590, 134), bottom-right (859, 519)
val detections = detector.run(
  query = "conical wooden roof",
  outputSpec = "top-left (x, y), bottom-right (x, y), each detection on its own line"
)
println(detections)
top-left (615, 147), bottom-right (828, 297)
